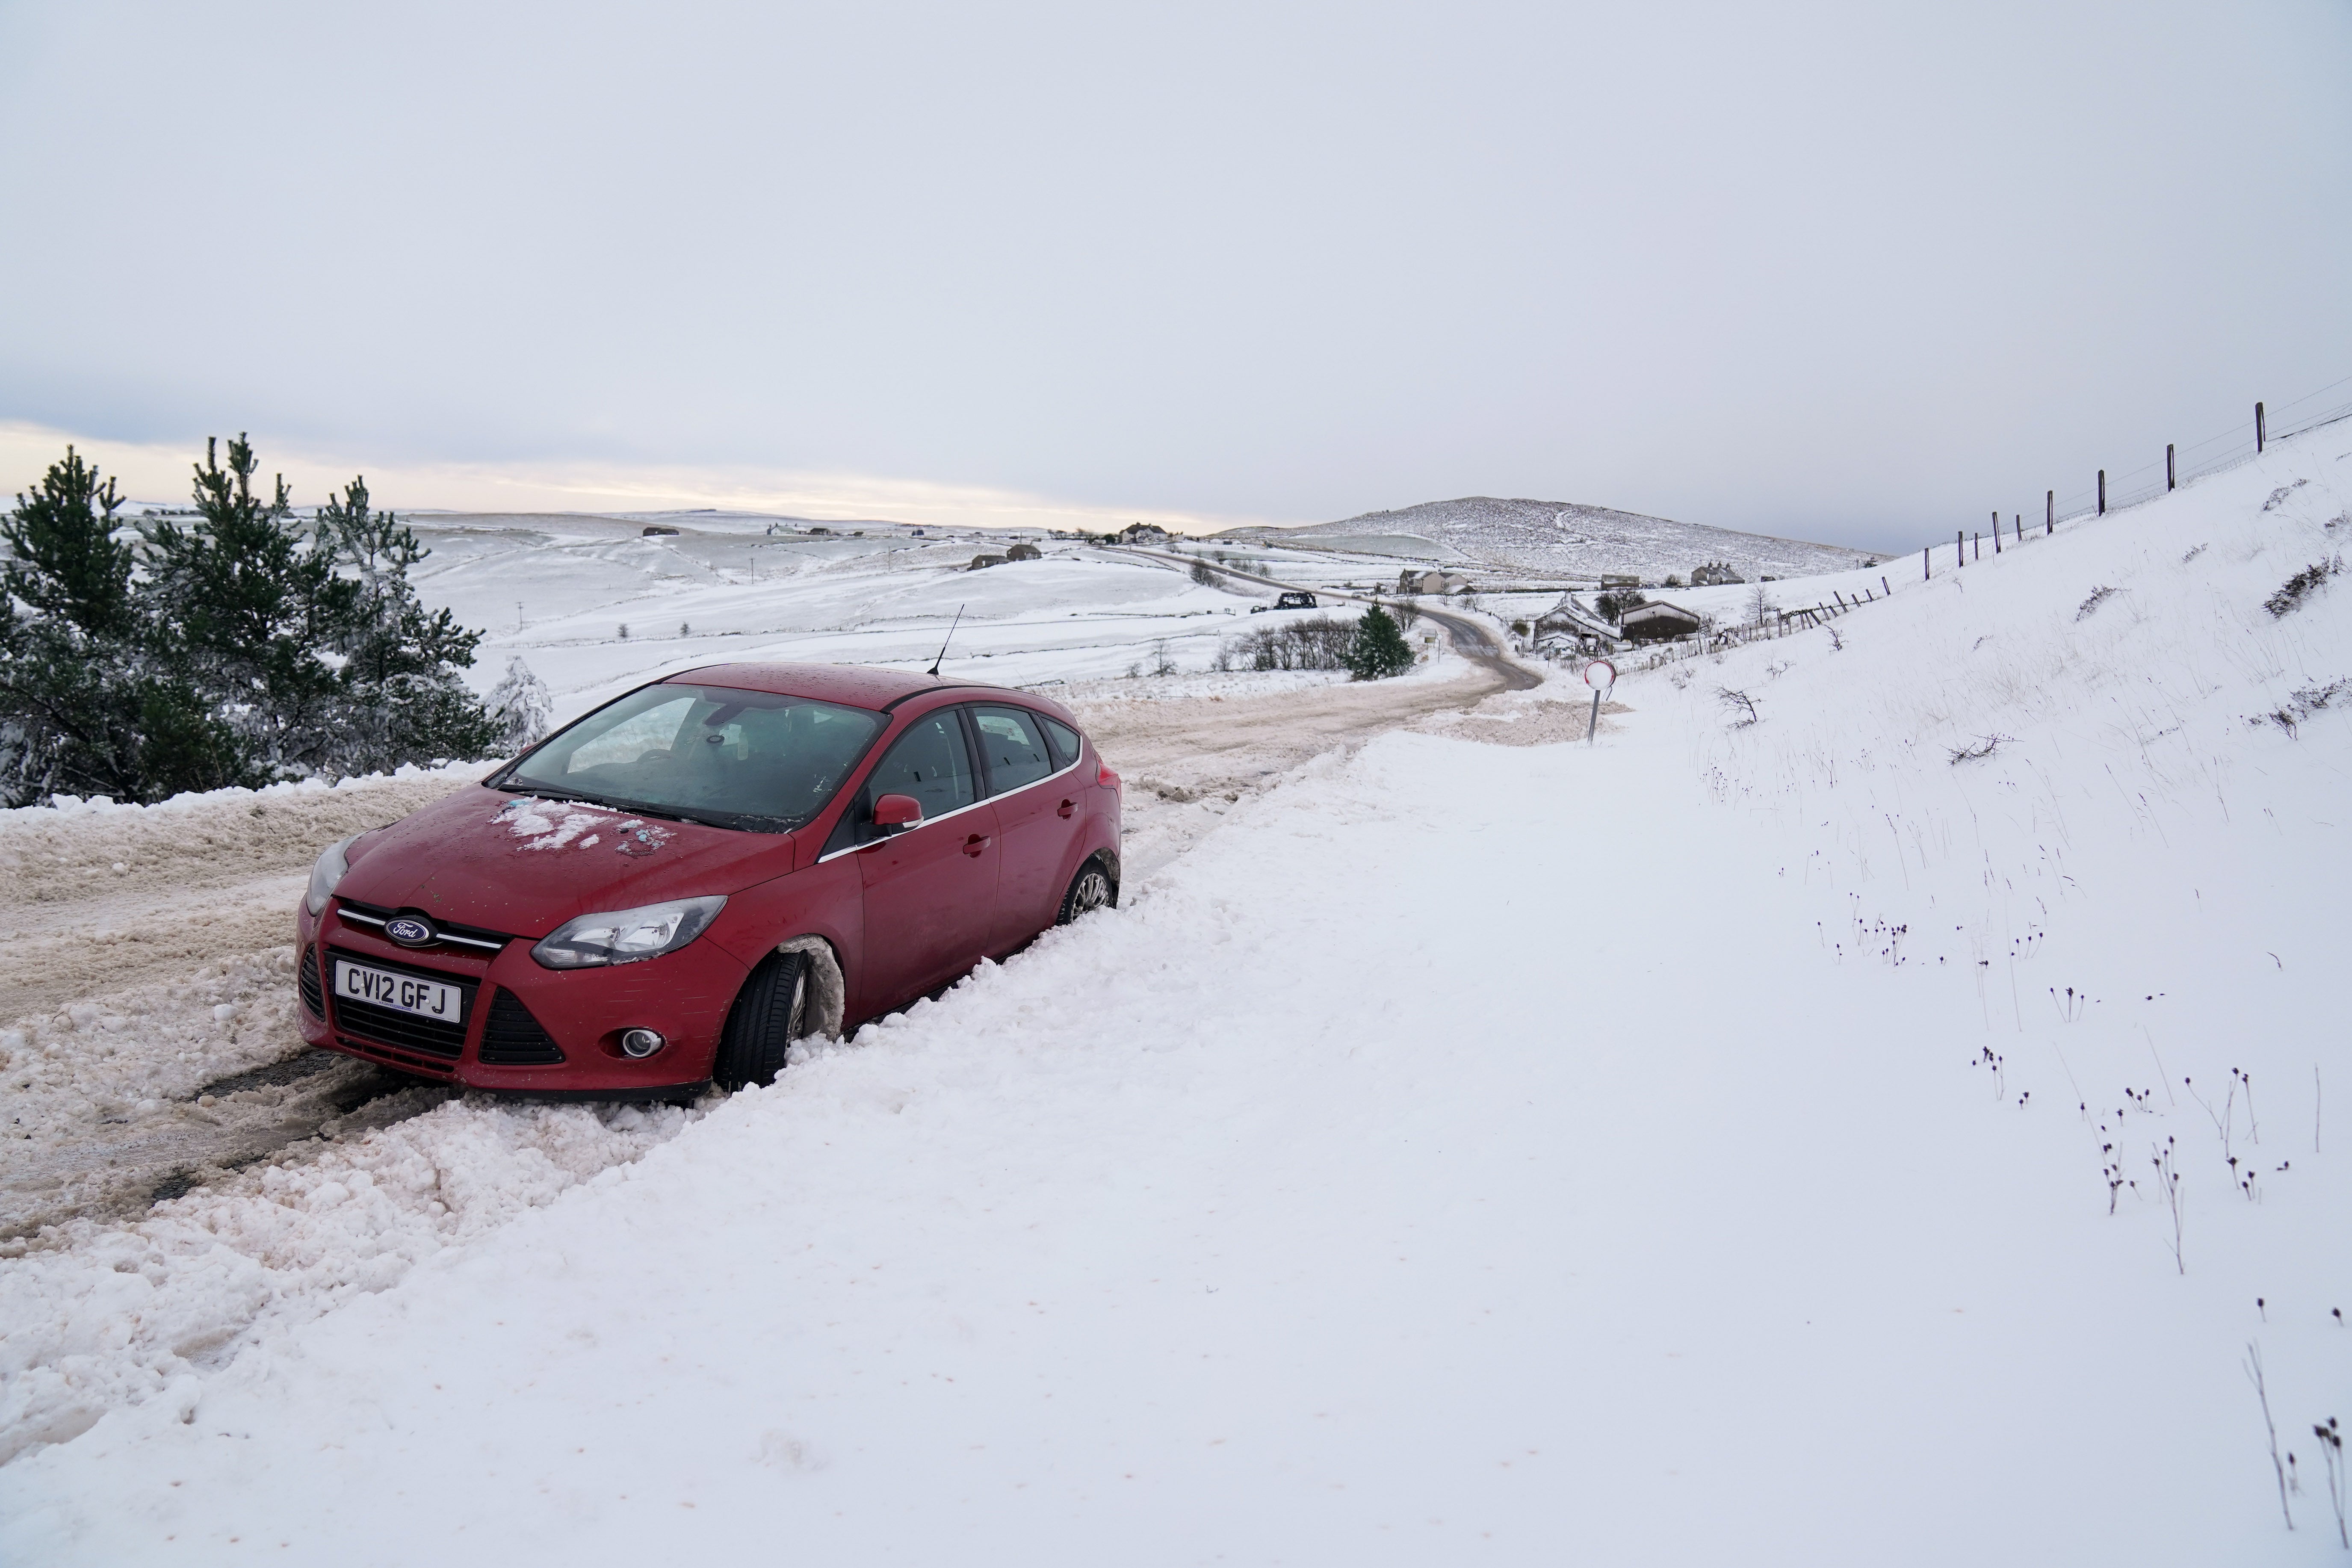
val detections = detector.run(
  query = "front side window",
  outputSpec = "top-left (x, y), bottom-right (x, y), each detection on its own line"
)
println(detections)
top-left (971, 705), bottom-right (1055, 794)
top-left (496, 683), bottom-right (882, 831)
top-left (863, 710), bottom-right (979, 820)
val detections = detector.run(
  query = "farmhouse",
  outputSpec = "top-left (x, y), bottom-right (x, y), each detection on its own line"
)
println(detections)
top-left (1532, 594), bottom-right (1623, 658)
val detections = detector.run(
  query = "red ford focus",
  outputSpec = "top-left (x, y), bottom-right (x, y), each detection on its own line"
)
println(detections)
top-left (292, 664), bottom-right (1122, 1099)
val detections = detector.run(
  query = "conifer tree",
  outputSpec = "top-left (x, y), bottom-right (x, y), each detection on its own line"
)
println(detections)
top-left (1345, 602), bottom-right (1414, 680)
top-left (140, 435), bottom-right (357, 777)
top-left (486, 655), bottom-right (555, 752)
top-left (0, 448), bottom-right (247, 803)
top-left (315, 475), bottom-right (497, 771)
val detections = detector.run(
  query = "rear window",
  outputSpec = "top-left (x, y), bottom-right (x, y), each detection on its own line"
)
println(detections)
top-left (496, 683), bottom-right (881, 832)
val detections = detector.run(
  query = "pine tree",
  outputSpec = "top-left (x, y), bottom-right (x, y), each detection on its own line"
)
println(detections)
top-left (140, 435), bottom-right (358, 777)
top-left (314, 475), bottom-right (497, 772)
top-left (1345, 602), bottom-right (1415, 681)
top-left (486, 656), bottom-right (554, 752)
top-left (0, 448), bottom-right (248, 803)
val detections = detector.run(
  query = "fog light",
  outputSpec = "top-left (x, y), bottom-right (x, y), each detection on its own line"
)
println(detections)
top-left (619, 1028), bottom-right (666, 1059)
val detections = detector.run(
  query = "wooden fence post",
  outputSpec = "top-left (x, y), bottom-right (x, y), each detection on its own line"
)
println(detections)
top-left (1992, 510), bottom-right (2001, 553)
top-left (2256, 401), bottom-right (2266, 453)
top-left (1923, 546), bottom-right (1930, 581)
top-left (2167, 443), bottom-right (2175, 491)
top-left (1956, 531), bottom-right (1965, 567)
top-left (2098, 470), bottom-right (2107, 514)
top-left (1881, 574), bottom-right (1891, 596)
top-left (2046, 490), bottom-right (2054, 534)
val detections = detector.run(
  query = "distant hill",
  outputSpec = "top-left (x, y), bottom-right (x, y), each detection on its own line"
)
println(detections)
top-left (1215, 496), bottom-right (1879, 582)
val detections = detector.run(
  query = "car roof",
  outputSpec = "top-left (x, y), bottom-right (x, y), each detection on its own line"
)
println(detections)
top-left (663, 662), bottom-right (1075, 722)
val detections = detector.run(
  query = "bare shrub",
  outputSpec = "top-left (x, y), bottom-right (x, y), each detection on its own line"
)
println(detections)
top-left (2250, 677), bottom-right (2351, 737)
top-left (1716, 687), bottom-right (1759, 726)
top-left (2265, 559), bottom-right (2341, 618)
top-left (1223, 614), bottom-right (1357, 671)
top-left (1948, 734), bottom-right (2013, 765)
top-left (2075, 585), bottom-right (2119, 621)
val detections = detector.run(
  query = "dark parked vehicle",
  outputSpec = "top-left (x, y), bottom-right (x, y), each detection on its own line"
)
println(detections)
top-left (1252, 591), bottom-right (1319, 612)
top-left (295, 664), bottom-right (1123, 1098)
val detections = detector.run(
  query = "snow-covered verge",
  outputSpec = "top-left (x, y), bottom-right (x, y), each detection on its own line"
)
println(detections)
top-left (2, 759), bottom-right (495, 822)
top-left (1, 433), bottom-right (2346, 1562)
top-left (0, 1094), bottom-right (703, 1466)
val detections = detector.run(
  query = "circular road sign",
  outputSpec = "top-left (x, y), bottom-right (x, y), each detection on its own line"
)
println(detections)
top-left (1583, 659), bottom-right (1618, 690)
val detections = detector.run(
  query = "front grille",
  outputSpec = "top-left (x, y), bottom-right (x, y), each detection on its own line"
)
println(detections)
top-left (334, 898), bottom-right (514, 955)
top-left (478, 988), bottom-right (565, 1066)
top-left (323, 946), bottom-right (476, 1060)
top-left (298, 946), bottom-right (325, 1018)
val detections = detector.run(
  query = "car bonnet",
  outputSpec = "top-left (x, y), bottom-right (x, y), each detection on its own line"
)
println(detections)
top-left (332, 784), bottom-right (799, 939)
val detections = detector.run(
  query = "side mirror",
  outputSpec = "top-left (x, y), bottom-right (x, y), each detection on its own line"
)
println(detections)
top-left (872, 794), bottom-right (923, 836)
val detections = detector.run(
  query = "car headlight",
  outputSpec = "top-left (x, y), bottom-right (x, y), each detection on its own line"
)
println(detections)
top-left (531, 896), bottom-right (727, 969)
top-left (305, 835), bottom-right (360, 916)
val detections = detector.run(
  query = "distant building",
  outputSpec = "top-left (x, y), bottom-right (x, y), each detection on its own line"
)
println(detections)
top-left (1532, 594), bottom-right (1623, 658)
top-left (1006, 542), bottom-right (1043, 561)
top-left (1599, 573), bottom-right (1642, 588)
top-left (969, 554), bottom-right (1010, 571)
top-left (1398, 569), bottom-right (1470, 595)
top-left (1618, 600), bottom-right (1704, 643)
top-left (1690, 561), bottom-right (1744, 586)
top-left (1119, 522), bottom-right (1171, 544)
top-left (641, 525), bottom-right (680, 536)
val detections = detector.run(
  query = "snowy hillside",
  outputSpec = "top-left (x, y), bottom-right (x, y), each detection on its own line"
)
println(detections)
top-left (4, 429), bottom-right (2351, 1562)
top-left (1219, 494), bottom-right (1883, 582)
top-left (400, 518), bottom-right (1358, 726)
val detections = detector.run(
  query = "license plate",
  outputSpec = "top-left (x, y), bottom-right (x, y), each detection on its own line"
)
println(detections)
top-left (334, 959), bottom-right (465, 1023)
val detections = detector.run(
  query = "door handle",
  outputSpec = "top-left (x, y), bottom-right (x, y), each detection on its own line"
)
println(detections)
top-left (1056, 799), bottom-right (1076, 818)
top-left (962, 833), bottom-right (989, 856)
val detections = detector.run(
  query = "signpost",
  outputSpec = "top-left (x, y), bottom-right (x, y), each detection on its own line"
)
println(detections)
top-left (1584, 659), bottom-right (1617, 744)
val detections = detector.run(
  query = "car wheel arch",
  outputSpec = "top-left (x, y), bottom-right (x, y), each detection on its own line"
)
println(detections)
top-left (772, 933), bottom-right (847, 1039)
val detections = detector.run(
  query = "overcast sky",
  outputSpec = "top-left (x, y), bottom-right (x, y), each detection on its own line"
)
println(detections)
top-left (3, 1), bottom-right (2347, 548)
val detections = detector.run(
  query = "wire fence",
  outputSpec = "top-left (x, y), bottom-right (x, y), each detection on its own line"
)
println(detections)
top-left (1591, 371), bottom-right (2352, 676)
top-left (2050, 372), bottom-right (2352, 525)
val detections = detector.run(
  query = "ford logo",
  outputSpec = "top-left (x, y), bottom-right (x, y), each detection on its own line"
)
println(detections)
top-left (385, 915), bottom-right (437, 948)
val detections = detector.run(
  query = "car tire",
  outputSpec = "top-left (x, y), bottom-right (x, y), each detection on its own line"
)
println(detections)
top-left (714, 950), bottom-right (810, 1091)
top-left (1055, 858), bottom-right (1117, 925)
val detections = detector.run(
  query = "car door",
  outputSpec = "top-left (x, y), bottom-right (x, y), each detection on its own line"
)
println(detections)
top-left (968, 703), bottom-right (1083, 953)
top-left (848, 707), bottom-right (999, 1013)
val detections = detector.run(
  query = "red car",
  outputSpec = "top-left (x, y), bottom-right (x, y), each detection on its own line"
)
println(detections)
top-left (293, 664), bottom-right (1123, 1099)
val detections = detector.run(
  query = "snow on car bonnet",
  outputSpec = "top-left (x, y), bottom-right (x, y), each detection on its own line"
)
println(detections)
top-left (492, 796), bottom-right (672, 854)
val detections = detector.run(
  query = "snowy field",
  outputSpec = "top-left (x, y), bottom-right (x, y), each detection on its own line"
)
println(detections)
top-left (397, 517), bottom-right (1466, 731)
top-left (5, 432), bottom-right (2351, 1562)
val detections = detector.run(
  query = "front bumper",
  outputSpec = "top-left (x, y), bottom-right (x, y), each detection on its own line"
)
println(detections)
top-left (295, 899), bottom-right (748, 1096)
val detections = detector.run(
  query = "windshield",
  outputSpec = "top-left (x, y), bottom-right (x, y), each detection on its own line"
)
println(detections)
top-left (496, 683), bottom-right (884, 832)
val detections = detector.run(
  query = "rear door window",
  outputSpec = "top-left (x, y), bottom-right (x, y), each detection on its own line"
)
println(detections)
top-left (970, 705), bottom-right (1055, 795)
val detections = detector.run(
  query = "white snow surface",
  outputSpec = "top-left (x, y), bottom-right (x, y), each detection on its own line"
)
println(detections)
top-left (1221, 494), bottom-right (1883, 581)
top-left (6, 432), bottom-right (2352, 1562)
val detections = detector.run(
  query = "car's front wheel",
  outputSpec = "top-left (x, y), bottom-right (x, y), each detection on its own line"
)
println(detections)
top-left (714, 950), bottom-right (810, 1090)
top-left (1055, 859), bottom-right (1117, 925)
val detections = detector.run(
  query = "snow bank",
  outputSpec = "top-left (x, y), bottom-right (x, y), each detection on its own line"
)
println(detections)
top-left (8, 760), bottom-right (498, 821)
top-left (0, 1094), bottom-right (705, 1466)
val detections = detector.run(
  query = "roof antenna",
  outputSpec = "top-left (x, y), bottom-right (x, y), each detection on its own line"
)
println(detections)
top-left (927, 605), bottom-right (965, 678)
